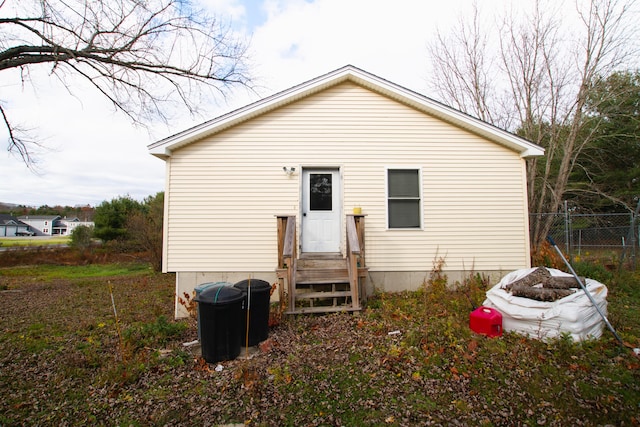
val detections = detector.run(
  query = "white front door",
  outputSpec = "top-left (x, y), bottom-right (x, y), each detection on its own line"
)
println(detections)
top-left (301, 169), bottom-right (341, 253)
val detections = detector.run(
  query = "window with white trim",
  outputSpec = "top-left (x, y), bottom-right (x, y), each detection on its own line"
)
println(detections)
top-left (387, 168), bottom-right (421, 229)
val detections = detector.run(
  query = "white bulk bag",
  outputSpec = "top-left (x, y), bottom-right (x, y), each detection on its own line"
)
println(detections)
top-left (483, 267), bottom-right (607, 342)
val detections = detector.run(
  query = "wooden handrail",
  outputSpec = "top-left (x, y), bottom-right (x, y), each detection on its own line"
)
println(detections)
top-left (346, 215), bottom-right (360, 255)
top-left (346, 215), bottom-right (364, 310)
top-left (276, 215), bottom-right (296, 311)
top-left (276, 215), bottom-right (296, 267)
top-left (283, 216), bottom-right (296, 260)
top-left (347, 214), bottom-right (366, 267)
top-left (283, 216), bottom-right (296, 311)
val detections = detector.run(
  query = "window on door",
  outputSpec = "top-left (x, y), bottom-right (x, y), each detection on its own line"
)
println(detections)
top-left (387, 168), bottom-right (421, 229)
top-left (309, 173), bottom-right (333, 211)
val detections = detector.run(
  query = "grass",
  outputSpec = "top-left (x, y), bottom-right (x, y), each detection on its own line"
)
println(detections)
top-left (0, 258), bottom-right (639, 426)
top-left (0, 262), bottom-right (152, 280)
top-left (0, 236), bottom-right (70, 247)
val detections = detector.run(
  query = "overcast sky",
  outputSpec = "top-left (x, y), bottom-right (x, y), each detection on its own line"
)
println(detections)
top-left (0, 0), bottom-right (618, 207)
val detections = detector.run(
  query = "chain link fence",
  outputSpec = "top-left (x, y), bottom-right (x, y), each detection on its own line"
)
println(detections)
top-left (530, 212), bottom-right (639, 269)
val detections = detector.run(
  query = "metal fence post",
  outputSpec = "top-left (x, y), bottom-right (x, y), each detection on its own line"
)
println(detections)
top-left (631, 212), bottom-right (636, 270)
top-left (564, 201), bottom-right (571, 261)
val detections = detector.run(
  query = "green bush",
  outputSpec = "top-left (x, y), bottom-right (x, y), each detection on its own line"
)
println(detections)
top-left (572, 261), bottom-right (614, 283)
top-left (69, 225), bottom-right (94, 250)
top-left (123, 315), bottom-right (187, 350)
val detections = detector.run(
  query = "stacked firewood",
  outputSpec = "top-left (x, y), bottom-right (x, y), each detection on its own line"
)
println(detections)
top-left (502, 267), bottom-right (583, 302)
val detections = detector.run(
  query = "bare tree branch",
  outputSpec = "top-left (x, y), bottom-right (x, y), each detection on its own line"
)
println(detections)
top-left (427, 3), bottom-right (498, 125)
top-left (427, 0), bottom-right (638, 249)
top-left (0, 102), bottom-right (46, 169)
top-left (0, 0), bottom-right (254, 165)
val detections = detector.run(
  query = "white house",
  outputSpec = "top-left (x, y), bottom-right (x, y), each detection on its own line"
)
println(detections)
top-left (55, 217), bottom-right (94, 235)
top-left (18, 215), bottom-right (59, 236)
top-left (148, 65), bottom-right (544, 318)
top-left (18, 215), bottom-right (94, 236)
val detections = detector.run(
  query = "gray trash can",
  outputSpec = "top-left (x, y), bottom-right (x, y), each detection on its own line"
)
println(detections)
top-left (194, 284), bottom-right (244, 363)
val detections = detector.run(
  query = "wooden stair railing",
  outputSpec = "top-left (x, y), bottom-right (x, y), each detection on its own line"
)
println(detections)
top-left (276, 215), bottom-right (296, 311)
top-left (346, 214), bottom-right (362, 310)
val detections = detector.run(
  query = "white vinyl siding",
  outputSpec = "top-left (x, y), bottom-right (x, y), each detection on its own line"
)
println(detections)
top-left (164, 82), bottom-right (531, 273)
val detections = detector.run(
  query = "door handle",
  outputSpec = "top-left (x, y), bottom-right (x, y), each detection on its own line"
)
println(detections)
top-left (303, 213), bottom-right (307, 217)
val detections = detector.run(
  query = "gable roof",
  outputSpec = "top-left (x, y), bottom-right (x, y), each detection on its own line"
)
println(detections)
top-left (148, 65), bottom-right (544, 159)
top-left (18, 215), bottom-right (61, 221)
top-left (0, 214), bottom-right (26, 226)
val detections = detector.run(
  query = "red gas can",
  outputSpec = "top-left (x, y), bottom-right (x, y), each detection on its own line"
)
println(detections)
top-left (470, 306), bottom-right (503, 337)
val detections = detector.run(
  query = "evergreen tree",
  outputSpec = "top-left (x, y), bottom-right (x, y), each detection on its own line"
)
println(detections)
top-left (570, 70), bottom-right (640, 212)
top-left (93, 196), bottom-right (143, 242)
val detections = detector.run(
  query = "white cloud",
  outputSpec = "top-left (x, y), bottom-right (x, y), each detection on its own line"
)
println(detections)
top-left (198, 0), bottom-right (248, 25)
top-left (0, 66), bottom-right (168, 206)
top-left (248, 0), bottom-right (471, 94)
top-left (0, 0), bottom-right (481, 207)
top-left (5, 0), bottom-right (622, 207)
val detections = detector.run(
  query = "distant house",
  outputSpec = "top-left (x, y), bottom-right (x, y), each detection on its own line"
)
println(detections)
top-left (18, 215), bottom-right (59, 236)
top-left (0, 214), bottom-right (33, 236)
top-left (18, 215), bottom-right (94, 236)
top-left (148, 65), bottom-right (544, 318)
top-left (55, 217), bottom-right (94, 236)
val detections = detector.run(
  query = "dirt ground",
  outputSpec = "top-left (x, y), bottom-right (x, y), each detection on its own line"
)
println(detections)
top-left (1, 260), bottom-right (639, 426)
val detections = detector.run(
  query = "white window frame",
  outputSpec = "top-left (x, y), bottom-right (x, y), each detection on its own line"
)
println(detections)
top-left (385, 166), bottom-right (423, 230)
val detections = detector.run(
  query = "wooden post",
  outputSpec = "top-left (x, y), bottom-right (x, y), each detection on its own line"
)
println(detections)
top-left (276, 215), bottom-right (296, 309)
top-left (352, 214), bottom-right (366, 304)
top-left (276, 215), bottom-right (296, 313)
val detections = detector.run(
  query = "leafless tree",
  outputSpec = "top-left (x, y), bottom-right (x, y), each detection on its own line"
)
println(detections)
top-left (428, 0), bottom-right (638, 249)
top-left (428, 4), bottom-right (499, 125)
top-left (0, 0), bottom-right (253, 165)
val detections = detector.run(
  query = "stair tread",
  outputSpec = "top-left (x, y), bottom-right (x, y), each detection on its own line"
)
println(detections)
top-left (296, 282), bottom-right (350, 287)
top-left (297, 270), bottom-right (348, 276)
top-left (300, 252), bottom-right (342, 260)
top-left (296, 269), bottom-right (349, 283)
top-left (295, 291), bottom-right (352, 299)
top-left (286, 305), bottom-right (362, 314)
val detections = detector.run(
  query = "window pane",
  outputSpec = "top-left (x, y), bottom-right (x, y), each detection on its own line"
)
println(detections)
top-left (388, 200), bottom-right (420, 228)
top-left (310, 173), bottom-right (332, 211)
top-left (388, 169), bottom-right (419, 197)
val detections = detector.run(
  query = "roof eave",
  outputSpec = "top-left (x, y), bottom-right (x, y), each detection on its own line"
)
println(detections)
top-left (346, 70), bottom-right (545, 158)
top-left (148, 65), bottom-right (544, 159)
top-left (148, 67), bottom-right (357, 158)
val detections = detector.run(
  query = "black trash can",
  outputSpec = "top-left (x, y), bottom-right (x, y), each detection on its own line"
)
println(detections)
top-left (234, 279), bottom-right (272, 347)
top-left (194, 282), bottom-right (227, 342)
top-left (194, 283), bottom-right (244, 363)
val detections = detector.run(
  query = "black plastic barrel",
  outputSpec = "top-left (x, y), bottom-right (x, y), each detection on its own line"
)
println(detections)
top-left (194, 283), bottom-right (244, 363)
top-left (234, 279), bottom-right (272, 347)
top-left (194, 282), bottom-right (226, 342)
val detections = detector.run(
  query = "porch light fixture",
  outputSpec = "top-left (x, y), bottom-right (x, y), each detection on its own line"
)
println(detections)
top-left (283, 166), bottom-right (296, 176)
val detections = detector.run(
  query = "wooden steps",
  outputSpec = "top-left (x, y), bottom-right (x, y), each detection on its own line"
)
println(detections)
top-left (286, 255), bottom-right (362, 315)
top-left (275, 216), bottom-right (368, 316)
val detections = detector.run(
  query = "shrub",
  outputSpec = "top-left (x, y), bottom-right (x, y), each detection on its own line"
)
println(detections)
top-left (572, 261), bottom-right (614, 283)
top-left (70, 225), bottom-right (94, 251)
top-left (531, 240), bottom-right (564, 269)
top-left (123, 315), bottom-right (188, 350)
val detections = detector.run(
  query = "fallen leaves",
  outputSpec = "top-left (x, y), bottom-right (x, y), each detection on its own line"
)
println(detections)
top-left (1, 275), bottom-right (638, 426)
